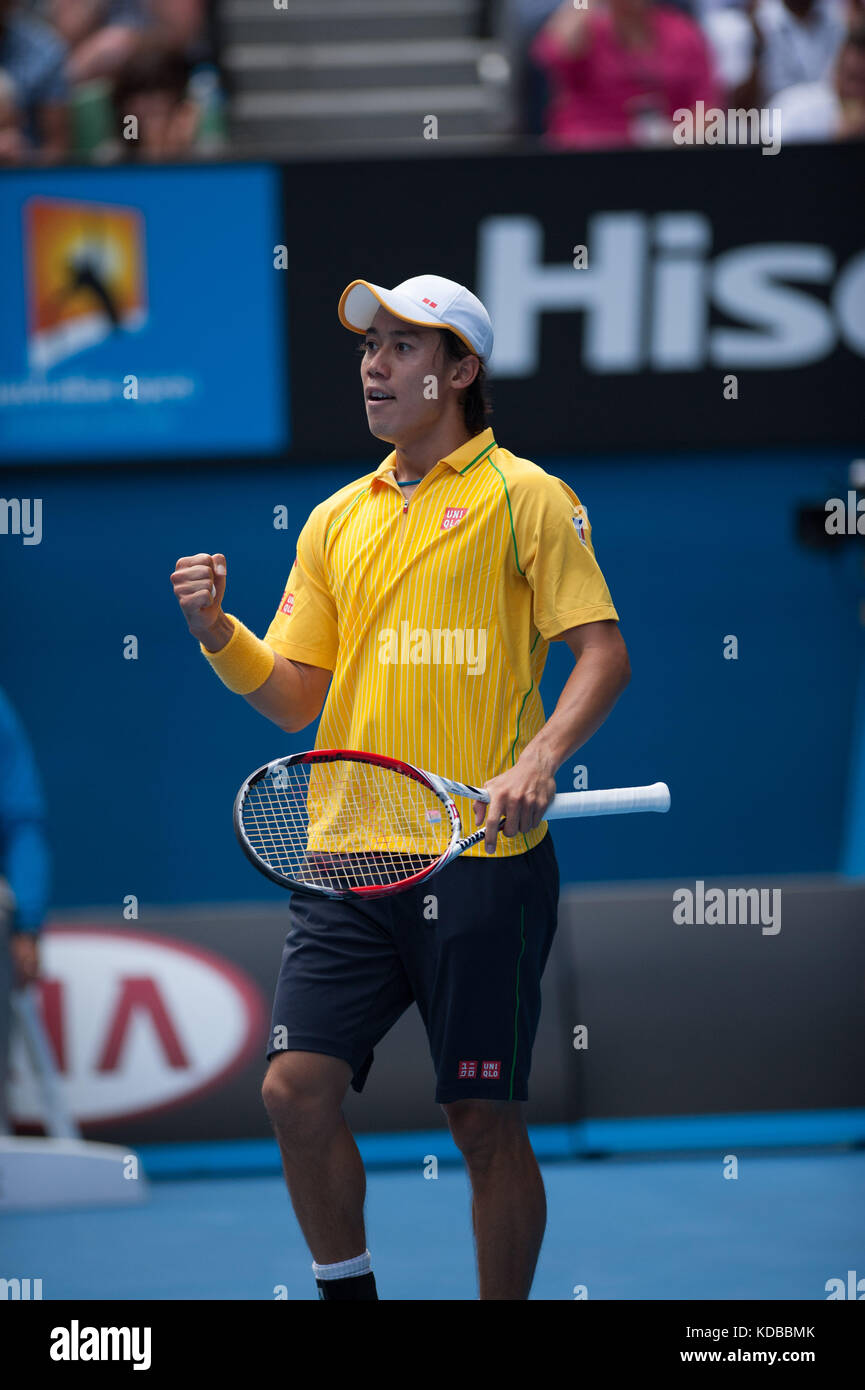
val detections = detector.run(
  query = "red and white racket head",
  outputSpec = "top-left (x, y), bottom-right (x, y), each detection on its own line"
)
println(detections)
top-left (233, 748), bottom-right (463, 899)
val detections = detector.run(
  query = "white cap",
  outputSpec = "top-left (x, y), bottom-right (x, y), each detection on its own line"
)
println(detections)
top-left (338, 274), bottom-right (493, 359)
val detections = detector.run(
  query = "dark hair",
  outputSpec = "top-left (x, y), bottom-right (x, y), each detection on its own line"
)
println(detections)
top-left (438, 328), bottom-right (492, 436)
top-left (113, 47), bottom-right (192, 109)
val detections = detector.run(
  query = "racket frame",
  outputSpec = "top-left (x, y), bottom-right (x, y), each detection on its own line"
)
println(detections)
top-left (233, 748), bottom-right (470, 900)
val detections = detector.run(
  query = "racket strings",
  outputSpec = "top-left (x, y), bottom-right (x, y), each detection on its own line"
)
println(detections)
top-left (240, 759), bottom-right (452, 891)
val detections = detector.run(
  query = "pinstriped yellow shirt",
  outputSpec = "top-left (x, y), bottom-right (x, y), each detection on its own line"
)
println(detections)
top-left (264, 427), bottom-right (619, 858)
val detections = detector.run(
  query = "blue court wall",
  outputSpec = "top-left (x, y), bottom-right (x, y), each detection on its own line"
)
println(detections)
top-left (0, 446), bottom-right (860, 913)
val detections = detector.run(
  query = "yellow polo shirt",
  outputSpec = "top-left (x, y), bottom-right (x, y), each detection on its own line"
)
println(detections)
top-left (264, 427), bottom-right (619, 857)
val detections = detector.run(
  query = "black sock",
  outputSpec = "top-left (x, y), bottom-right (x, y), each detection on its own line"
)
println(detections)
top-left (316, 1271), bottom-right (378, 1301)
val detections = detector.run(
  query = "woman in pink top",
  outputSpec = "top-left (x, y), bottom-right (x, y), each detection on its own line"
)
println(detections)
top-left (530, 0), bottom-right (723, 148)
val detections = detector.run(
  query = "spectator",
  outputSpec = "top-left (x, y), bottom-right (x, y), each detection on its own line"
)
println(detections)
top-left (46, 0), bottom-right (209, 77)
top-left (773, 18), bottom-right (865, 136)
top-left (0, 687), bottom-right (51, 1136)
top-left (145, 0), bottom-right (206, 59)
top-left (112, 42), bottom-right (198, 159)
top-left (48, 0), bottom-right (147, 84)
top-left (0, 64), bottom-right (26, 160)
top-left (752, 0), bottom-right (847, 101)
top-left (500, 0), bottom-right (563, 136)
top-left (0, 0), bottom-right (68, 158)
top-left (699, 2), bottom-right (761, 95)
top-left (530, 0), bottom-right (722, 148)
top-left (41, 2), bottom-right (214, 161)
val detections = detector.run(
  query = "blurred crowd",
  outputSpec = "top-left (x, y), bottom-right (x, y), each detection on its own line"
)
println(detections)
top-left (0, 0), bottom-right (224, 164)
top-left (511, 0), bottom-right (865, 146)
top-left (3, 0), bottom-right (862, 162)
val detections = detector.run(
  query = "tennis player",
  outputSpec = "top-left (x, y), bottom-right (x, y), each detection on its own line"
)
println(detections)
top-left (170, 274), bottom-right (630, 1301)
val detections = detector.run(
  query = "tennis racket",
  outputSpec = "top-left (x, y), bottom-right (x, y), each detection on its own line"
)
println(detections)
top-left (234, 748), bottom-right (670, 901)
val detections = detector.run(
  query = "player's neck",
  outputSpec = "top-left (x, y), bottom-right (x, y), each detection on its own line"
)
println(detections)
top-left (392, 419), bottom-right (474, 484)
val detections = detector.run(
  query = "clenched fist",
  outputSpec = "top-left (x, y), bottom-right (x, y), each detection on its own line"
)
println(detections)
top-left (171, 552), bottom-right (228, 640)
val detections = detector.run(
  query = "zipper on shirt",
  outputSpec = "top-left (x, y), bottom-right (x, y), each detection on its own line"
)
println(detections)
top-left (397, 482), bottom-right (421, 544)
top-left (394, 466), bottom-right (436, 543)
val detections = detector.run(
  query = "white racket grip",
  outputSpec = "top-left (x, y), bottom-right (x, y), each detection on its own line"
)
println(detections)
top-left (544, 782), bottom-right (670, 819)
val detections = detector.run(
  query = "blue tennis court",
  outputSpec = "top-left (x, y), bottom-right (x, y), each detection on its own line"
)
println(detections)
top-left (6, 1143), bottom-right (862, 1301)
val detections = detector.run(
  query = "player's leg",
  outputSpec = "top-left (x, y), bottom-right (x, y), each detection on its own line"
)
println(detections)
top-left (441, 1096), bottom-right (546, 1300)
top-left (396, 828), bottom-right (561, 1299)
top-left (262, 1049), bottom-right (363, 1264)
top-left (263, 888), bottom-right (413, 1294)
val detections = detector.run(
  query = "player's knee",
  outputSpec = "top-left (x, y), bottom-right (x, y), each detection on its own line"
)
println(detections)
top-left (261, 1052), bottom-right (347, 1141)
top-left (442, 1099), bottom-right (524, 1167)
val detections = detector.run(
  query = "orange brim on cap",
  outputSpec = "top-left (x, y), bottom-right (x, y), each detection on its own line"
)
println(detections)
top-left (338, 279), bottom-right (477, 355)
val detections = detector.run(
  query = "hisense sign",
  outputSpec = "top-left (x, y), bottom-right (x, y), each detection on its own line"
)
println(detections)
top-left (479, 212), bottom-right (865, 376)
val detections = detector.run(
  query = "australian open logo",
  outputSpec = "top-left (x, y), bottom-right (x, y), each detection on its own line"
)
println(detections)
top-left (24, 196), bottom-right (148, 372)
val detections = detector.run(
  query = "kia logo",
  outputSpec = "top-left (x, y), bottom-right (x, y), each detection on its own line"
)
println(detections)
top-left (9, 928), bottom-right (267, 1125)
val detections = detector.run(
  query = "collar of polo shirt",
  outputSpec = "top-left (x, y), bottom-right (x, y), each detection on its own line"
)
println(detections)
top-left (372, 427), bottom-right (498, 489)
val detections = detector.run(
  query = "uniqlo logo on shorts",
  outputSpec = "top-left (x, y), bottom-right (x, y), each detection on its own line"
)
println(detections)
top-left (280, 592), bottom-right (295, 616)
top-left (440, 506), bottom-right (468, 531)
top-left (458, 1060), bottom-right (477, 1079)
top-left (481, 1060), bottom-right (501, 1079)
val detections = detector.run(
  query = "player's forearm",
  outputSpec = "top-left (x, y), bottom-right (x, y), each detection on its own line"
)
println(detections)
top-left (241, 654), bottom-right (319, 733)
top-left (200, 615), bottom-right (316, 731)
top-left (520, 648), bottom-right (631, 775)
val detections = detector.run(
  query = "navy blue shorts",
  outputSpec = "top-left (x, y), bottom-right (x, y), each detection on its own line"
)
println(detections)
top-left (266, 829), bottom-right (560, 1103)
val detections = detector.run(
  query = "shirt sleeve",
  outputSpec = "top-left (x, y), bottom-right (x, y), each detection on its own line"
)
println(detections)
top-left (515, 473), bottom-right (620, 639)
top-left (263, 508), bottom-right (339, 670)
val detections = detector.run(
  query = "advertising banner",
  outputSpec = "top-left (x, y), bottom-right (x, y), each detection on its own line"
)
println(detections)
top-left (0, 165), bottom-right (288, 462)
top-left (283, 144), bottom-right (865, 456)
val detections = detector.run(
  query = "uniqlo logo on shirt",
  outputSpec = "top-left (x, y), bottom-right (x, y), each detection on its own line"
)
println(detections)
top-left (458, 1060), bottom-right (477, 1079)
top-left (280, 592), bottom-right (295, 616)
top-left (481, 1060), bottom-right (501, 1079)
top-left (441, 506), bottom-right (468, 531)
